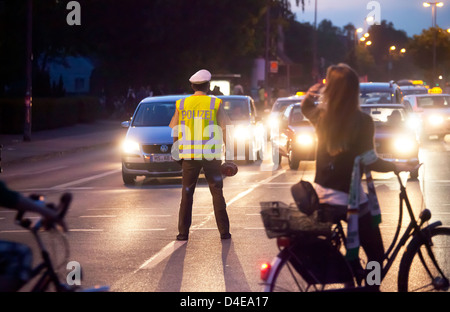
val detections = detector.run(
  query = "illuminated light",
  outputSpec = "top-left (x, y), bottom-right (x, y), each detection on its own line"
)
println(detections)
top-left (437, 2), bottom-right (444, 7)
top-left (364, 33), bottom-right (370, 38)
top-left (322, 78), bottom-right (327, 84)
top-left (268, 116), bottom-right (279, 129)
top-left (260, 263), bottom-right (271, 281)
top-left (390, 45), bottom-right (396, 51)
top-left (296, 134), bottom-right (314, 146)
top-left (429, 114), bottom-right (444, 125)
top-left (366, 16), bottom-right (374, 23)
top-left (400, 48), bottom-right (406, 53)
top-left (429, 87), bottom-right (443, 94)
top-left (356, 27), bottom-right (363, 33)
top-left (296, 91), bottom-right (306, 96)
top-left (122, 140), bottom-right (140, 154)
top-left (393, 136), bottom-right (416, 153)
top-left (366, 41), bottom-right (372, 46)
top-left (423, 2), bottom-right (431, 7)
top-left (413, 80), bottom-right (424, 85)
top-left (360, 37), bottom-right (366, 42)
top-left (406, 115), bottom-right (421, 130)
top-left (233, 125), bottom-right (250, 140)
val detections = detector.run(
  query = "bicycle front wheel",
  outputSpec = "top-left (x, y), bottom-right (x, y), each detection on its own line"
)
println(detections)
top-left (398, 226), bottom-right (450, 292)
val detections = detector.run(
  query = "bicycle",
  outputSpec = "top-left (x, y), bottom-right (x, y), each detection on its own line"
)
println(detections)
top-left (11, 193), bottom-right (109, 292)
top-left (260, 171), bottom-right (450, 292)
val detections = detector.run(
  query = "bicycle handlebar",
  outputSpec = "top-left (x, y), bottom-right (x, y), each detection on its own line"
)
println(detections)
top-left (15, 193), bottom-right (72, 232)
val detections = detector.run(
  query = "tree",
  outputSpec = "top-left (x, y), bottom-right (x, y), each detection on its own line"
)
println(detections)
top-left (365, 20), bottom-right (410, 81)
top-left (408, 27), bottom-right (450, 86)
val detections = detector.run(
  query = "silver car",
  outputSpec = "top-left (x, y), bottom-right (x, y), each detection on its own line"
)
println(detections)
top-left (121, 95), bottom-right (189, 184)
top-left (402, 93), bottom-right (450, 140)
top-left (218, 95), bottom-right (265, 162)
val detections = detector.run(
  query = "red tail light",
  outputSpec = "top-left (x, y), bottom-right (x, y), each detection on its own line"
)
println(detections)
top-left (276, 236), bottom-right (291, 248)
top-left (260, 262), bottom-right (271, 281)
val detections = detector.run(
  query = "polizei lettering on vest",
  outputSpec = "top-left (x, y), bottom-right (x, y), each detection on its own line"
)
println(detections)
top-left (181, 109), bottom-right (214, 120)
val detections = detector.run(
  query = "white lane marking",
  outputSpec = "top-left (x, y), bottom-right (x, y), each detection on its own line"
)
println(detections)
top-left (5, 166), bottom-right (68, 177)
top-left (70, 229), bottom-right (104, 232)
top-left (134, 170), bottom-right (286, 272)
top-left (126, 228), bottom-right (166, 232)
top-left (133, 240), bottom-right (187, 273)
top-left (22, 187), bottom-right (95, 192)
top-left (50, 169), bottom-right (121, 189)
top-left (79, 215), bottom-right (117, 218)
top-left (0, 230), bottom-right (28, 233)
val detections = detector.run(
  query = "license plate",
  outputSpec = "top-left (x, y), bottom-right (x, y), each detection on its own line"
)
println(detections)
top-left (150, 154), bottom-right (172, 162)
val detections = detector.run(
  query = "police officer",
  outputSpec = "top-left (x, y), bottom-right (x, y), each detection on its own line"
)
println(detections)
top-left (169, 69), bottom-right (231, 241)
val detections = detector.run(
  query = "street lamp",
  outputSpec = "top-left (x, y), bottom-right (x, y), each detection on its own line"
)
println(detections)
top-left (354, 27), bottom-right (363, 46)
top-left (423, 2), bottom-right (444, 27)
top-left (423, 2), bottom-right (444, 85)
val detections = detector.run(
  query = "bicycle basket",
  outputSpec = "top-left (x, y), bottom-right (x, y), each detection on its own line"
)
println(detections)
top-left (260, 201), bottom-right (331, 239)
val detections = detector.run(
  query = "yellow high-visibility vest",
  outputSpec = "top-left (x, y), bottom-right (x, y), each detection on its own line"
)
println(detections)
top-left (176, 95), bottom-right (223, 160)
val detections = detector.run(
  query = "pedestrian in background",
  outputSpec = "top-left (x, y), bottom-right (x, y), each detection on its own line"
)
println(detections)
top-left (169, 69), bottom-right (231, 241)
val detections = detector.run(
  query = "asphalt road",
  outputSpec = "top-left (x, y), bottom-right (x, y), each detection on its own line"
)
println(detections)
top-left (0, 137), bottom-right (449, 293)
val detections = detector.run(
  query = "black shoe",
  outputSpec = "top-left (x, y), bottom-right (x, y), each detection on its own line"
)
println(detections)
top-left (176, 234), bottom-right (189, 241)
top-left (221, 233), bottom-right (231, 240)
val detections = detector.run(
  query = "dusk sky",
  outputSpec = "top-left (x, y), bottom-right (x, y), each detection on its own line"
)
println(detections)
top-left (291, 0), bottom-right (450, 37)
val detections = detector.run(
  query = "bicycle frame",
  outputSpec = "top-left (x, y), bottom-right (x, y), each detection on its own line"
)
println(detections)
top-left (377, 173), bottom-right (443, 284)
top-left (26, 228), bottom-right (72, 292)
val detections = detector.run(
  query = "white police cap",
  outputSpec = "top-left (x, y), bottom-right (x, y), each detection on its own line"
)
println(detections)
top-left (189, 69), bottom-right (212, 84)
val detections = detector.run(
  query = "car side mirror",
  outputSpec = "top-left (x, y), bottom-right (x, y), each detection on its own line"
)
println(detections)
top-left (121, 121), bottom-right (130, 128)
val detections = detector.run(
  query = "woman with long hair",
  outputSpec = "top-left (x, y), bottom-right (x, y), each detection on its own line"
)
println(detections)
top-left (301, 63), bottom-right (416, 285)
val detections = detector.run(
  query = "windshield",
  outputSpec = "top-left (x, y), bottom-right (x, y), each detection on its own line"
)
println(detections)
top-left (272, 99), bottom-right (302, 113)
top-left (222, 99), bottom-right (250, 121)
top-left (360, 92), bottom-right (393, 104)
top-left (290, 106), bottom-right (308, 125)
top-left (417, 96), bottom-right (450, 109)
top-left (361, 106), bottom-right (407, 126)
top-left (401, 88), bottom-right (428, 95)
top-left (132, 102), bottom-right (176, 127)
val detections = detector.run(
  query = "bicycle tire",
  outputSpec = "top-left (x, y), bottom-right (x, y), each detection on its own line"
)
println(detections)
top-left (398, 226), bottom-right (450, 292)
top-left (263, 245), bottom-right (354, 292)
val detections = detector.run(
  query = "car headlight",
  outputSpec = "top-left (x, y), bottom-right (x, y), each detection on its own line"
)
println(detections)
top-left (296, 134), bottom-right (314, 146)
top-left (122, 140), bottom-right (140, 154)
top-left (268, 116), bottom-right (279, 129)
top-left (233, 125), bottom-right (251, 140)
top-left (428, 115), bottom-right (444, 125)
top-left (405, 115), bottom-right (421, 130)
top-left (393, 136), bottom-right (416, 153)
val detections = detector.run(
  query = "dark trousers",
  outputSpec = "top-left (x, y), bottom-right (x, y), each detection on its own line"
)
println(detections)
top-left (178, 159), bottom-right (229, 236)
top-left (319, 203), bottom-right (385, 265)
